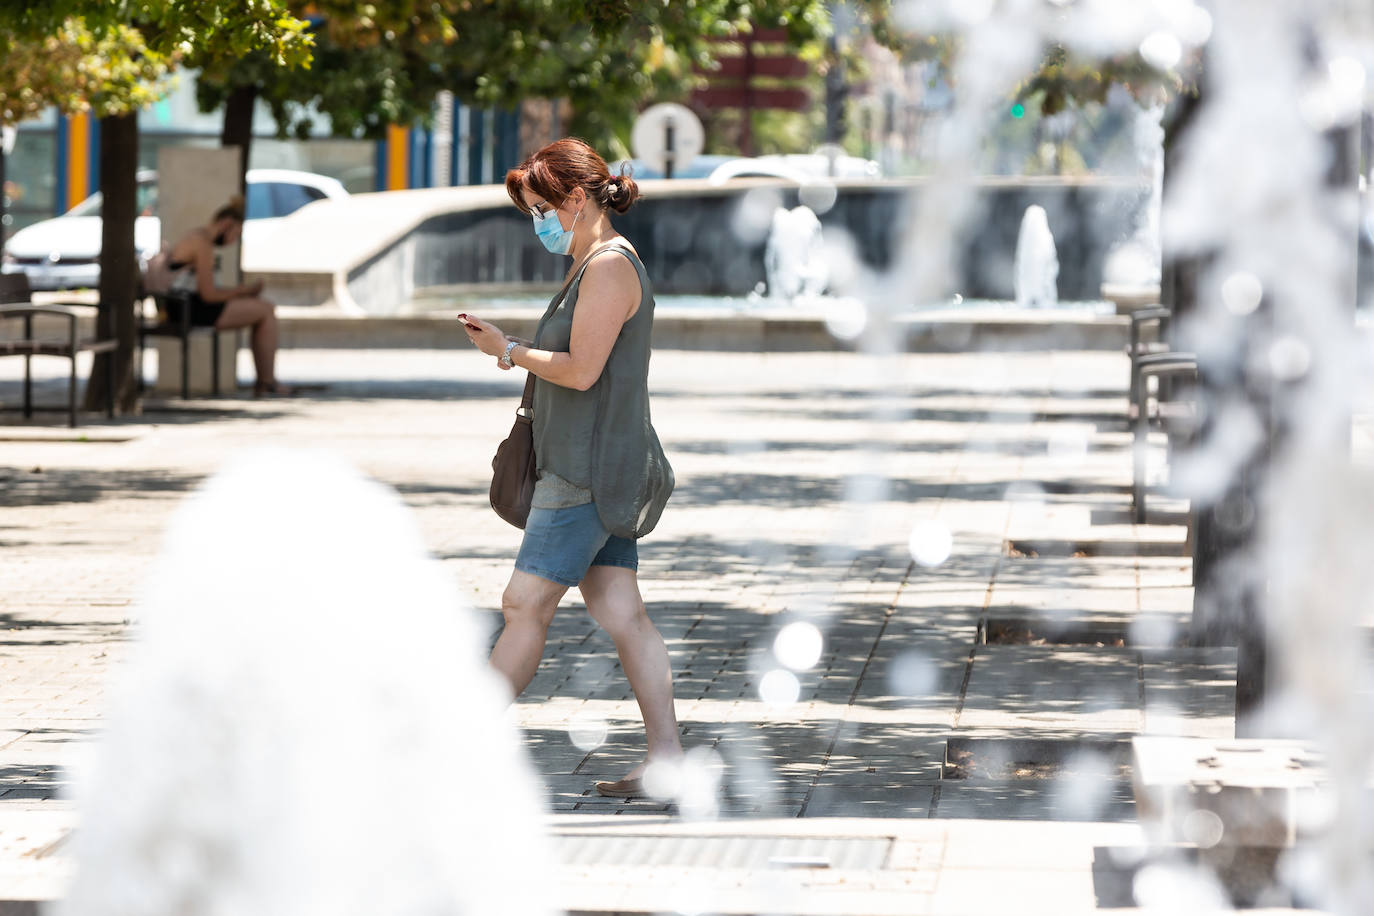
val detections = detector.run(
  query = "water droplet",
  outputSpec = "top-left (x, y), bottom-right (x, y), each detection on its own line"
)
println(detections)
top-left (758, 668), bottom-right (801, 707)
top-left (1269, 335), bottom-right (1311, 381)
top-left (774, 621), bottom-right (824, 671)
top-left (1181, 5), bottom-right (1213, 44)
top-left (1222, 271), bottom-right (1263, 315)
top-left (731, 187), bottom-right (785, 245)
top-left (798, 181), bottom-right (838, 215)
top-left (676, 746), bottom-right (726, 820)
top-left (1133, 862), bottom-right (1230, 910)
top-left (1182, 809), bottom-right (1225, 848)
top-left (567, 714), bottom-right (609, 751)
top-left (642, 757), bottom-right (683, 798)
top-left (823, 297), bottom-right (868, 341)
top-left (1139, 31), bottom-right (1183, 71)
top-left (887, 650), bottom-right (938, 696)
top-left (1329, 57), bottom-right (1366, 98)
top-left (821, 229), bottom-right (861, 294)
top-left (908, 520), bottom-right (953, 567)
top-left (1129, 613), bottom-right (1178, 648)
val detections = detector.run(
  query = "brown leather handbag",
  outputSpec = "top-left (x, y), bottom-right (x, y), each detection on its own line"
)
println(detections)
top-left (489, 372), bottom-right (537, 528)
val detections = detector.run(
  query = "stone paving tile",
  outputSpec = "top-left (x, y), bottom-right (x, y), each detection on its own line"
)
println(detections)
top-left (957, 646), bottom-right (1143, 738)
top-left (801, 784), bottom-right (936, 818)
top-left (0, 347), bottom-right (1272, 910)
top-left (933, 780), bottom-right (1137, 823)
top-left (1140, 647), bottom-right (1237, 739)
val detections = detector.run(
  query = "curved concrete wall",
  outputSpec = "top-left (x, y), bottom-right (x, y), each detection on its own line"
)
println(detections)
top-left (252, 178), bottom-right (1151, 314)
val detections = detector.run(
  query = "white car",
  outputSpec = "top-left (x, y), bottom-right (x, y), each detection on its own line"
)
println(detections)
top-left (1, 168), bottom-right (348, 291)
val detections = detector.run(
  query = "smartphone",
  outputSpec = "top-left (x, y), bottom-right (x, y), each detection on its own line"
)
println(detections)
top-left (457, 313), bottom-right (481, 331)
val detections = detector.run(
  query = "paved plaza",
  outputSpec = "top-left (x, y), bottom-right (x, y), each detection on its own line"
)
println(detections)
top-left (0, 344), bottom-right (1281, 913)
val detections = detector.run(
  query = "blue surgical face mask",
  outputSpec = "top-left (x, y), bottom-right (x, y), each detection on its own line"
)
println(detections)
top-left (532, 202), bottom-right (582, 255)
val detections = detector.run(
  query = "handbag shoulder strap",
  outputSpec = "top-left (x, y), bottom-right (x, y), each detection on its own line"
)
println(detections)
top-left (519, 371), bottom-right (535, 410)
top-left (540, 238), bottom-right (632, 323)
top-left (526, 239), bottom-right (631, 411)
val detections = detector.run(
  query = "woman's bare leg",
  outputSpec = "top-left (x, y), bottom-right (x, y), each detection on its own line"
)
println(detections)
top-left (490, 570), bottom-right (568, 697)
top-left (580, 565), bottom-right (683, 778)
top-left (215, 296), bottom-right (281, 391)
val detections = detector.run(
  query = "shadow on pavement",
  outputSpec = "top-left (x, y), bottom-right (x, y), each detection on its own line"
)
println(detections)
top-left (670, 471), bottom-right (1131, 509)
top-left (0, 613), bottom-right (123, 650)
top-left (0, 466), bottom-right (203, 509)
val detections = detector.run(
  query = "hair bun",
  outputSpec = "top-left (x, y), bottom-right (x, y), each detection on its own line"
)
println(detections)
top-left (602, 173), bottom-right (639, 214)
top-left (213, 194), bottom-right (246, 223)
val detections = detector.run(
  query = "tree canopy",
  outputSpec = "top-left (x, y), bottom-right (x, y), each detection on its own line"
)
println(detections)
top-left (0, 1), bottom-right (312, 124)
top-left (194, 1), bottom-right (884, 154)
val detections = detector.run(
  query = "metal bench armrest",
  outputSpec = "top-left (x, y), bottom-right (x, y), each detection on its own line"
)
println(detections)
top-left (1130, 306), bottom-right (1172, 325)
top-left (1129, 308), bottom-right (1173, 355)
top-left (0, 304), bottom-right (85, 321)
top-left (0, 304), bottom-right (80, 356)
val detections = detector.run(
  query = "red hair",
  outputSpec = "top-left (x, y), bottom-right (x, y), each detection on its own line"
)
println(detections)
top-left (505, 138), bottom-right (640, 216)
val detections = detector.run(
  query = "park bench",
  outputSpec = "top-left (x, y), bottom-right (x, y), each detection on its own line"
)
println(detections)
top-left (1126, 305), bottom-right (1198, 523)
top-left (138, 288), bottom-right (224, 399)
top-left (0, 274), bottom-right (115, 427)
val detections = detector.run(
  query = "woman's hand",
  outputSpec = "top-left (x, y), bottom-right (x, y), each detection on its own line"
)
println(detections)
top-left (461, 314), bottom-right (513, 365)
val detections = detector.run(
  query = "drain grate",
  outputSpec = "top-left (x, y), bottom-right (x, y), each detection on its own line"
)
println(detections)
top-left (980, 617), bottom-right (1129, 647)
top-left (978, 615), bottom-right (1188, 648)
top-left (556, 834), bottom-right (892, 870)
top-left (943, 737), bottom-right (1131, 781)
top-left (1004, 538), bottom-right (1188, 558)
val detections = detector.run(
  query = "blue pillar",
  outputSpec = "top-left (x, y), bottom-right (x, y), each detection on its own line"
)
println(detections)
top-left (374, 137), bottom-right (389, 192)
top-left (495, 108), bottom-right (520, 176)
top-left (410, 125), bottom-right (430, 189)
top-left (89, 118), bottom-right (101, 196)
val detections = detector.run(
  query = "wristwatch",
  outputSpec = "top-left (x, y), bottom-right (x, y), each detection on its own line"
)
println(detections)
top-left (500, 339), bottom-right (520, 369)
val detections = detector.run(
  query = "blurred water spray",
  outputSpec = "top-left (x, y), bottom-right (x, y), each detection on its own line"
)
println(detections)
top-left (55, 449), bottom-right (554, 916)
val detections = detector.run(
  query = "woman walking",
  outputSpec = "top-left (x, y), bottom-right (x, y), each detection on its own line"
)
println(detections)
top-left (462, 138), bottom-right (679, 798)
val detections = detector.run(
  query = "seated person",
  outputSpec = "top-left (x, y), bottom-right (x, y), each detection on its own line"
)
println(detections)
top-left (165, 196), bottom-right (290, 397)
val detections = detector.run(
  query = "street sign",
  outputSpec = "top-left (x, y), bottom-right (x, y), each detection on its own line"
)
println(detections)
top-left (631, 103), bottom-right (704, 179)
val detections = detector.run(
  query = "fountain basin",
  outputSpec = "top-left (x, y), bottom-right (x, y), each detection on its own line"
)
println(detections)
top-left (277, 297), bottom-right (1129, 352)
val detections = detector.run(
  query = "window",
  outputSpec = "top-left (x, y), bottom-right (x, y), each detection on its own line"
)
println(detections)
top-left (245, 182), bottom-right (274, 220)
top-left (268, 182), bottom-right (326, 218)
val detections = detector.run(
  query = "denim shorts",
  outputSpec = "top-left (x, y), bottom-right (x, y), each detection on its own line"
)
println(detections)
top-left (514, 502), bottom-right (638, 587)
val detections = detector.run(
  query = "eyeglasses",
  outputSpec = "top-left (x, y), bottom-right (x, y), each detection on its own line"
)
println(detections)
top-left (530, 201), bottom-right (554, 221)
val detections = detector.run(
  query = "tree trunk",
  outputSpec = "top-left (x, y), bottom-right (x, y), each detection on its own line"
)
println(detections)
top-left (1171, 39), bottom-right (1361, 735)
top-left (220, 83), bottom-right (256, 288)
top-left (84, 113), bottom-right (140, 415)
top-left (0, 147), bottom-right (8, 255)
top-left (220, 83), bottom-right (257, 201)
top-left (1160, 63), bottom-right (1272, 728)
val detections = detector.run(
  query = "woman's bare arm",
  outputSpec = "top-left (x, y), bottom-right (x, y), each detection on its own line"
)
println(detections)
top-left (466, 253), bottom-right (641, 390)
top-left (186, 231), bottom-right (255, 303)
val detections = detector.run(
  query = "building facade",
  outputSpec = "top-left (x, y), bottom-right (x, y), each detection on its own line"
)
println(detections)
top-left (3, 76), bottom-right (531, 235)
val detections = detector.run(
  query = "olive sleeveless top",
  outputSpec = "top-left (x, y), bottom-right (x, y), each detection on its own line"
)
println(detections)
top-left (530, 240), bottom-right (674, 539)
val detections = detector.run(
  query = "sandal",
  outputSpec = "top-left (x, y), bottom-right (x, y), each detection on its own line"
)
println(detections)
top-left (253, 381), bottom-right (295, 398)
top-left (594, 778), bottom-right (646, 799)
